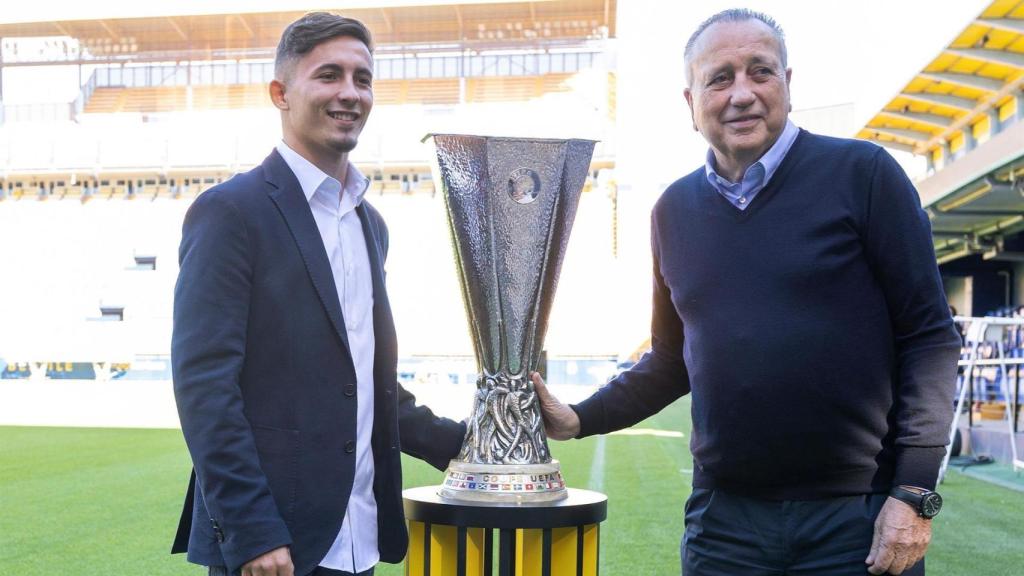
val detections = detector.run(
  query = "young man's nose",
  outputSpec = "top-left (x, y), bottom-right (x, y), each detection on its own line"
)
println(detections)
top-left (336, 78), bottom-right (359, 103)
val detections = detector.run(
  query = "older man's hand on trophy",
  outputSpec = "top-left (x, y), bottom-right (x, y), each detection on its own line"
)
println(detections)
top-left (531, 372), bottom-right (581, 440)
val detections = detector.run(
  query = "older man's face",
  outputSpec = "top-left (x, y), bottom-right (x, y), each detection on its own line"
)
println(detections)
top-left (685, 20), bottom-right (791, 176)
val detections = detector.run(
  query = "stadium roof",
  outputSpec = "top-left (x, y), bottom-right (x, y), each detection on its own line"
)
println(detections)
top-left (858, 1), bottom-right (1023, 157)
top-left (857, 0), bottom-right (1024, 264)
top-left (0, 0), bottom-right (615, 61)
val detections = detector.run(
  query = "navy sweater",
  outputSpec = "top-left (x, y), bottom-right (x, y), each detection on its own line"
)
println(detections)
top-left (573, 130), bottom-right (960, 499)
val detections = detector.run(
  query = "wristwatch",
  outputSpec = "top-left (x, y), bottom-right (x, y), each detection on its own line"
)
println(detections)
top-left (890, 486), bottom-right (943, 519)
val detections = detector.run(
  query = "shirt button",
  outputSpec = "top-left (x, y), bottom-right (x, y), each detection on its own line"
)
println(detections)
top-left (345, 440), bottom-right (356, 454)
top-left (344, 384), bottom-right (355, 397)
top-left (738, 197), bottom-right (746, 204)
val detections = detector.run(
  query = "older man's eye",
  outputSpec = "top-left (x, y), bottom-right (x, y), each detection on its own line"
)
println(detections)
top-left (708, 74), bottom-right (729, 87)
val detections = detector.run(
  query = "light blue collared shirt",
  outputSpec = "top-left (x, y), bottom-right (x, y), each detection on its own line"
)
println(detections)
top-left (705, 119), bottom-right (800, 210)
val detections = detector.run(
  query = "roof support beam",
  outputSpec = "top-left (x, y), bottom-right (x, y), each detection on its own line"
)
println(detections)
top-left (938, 209), bottom-right (1024, 217)
top-left (877, 109), bottom-right (956, 128)
top-left (167, 17), bottom-right (188, 42)
top-left (977, 18), bottom-right (1024, 34)
top-left (379, 9), bottom-right (393, 34)
top-left (867, 139), bottom-right (918, 154)
top-left (97, 19), bottom-right (120, 41)
top-left (870, 127), bottom-right (933, 142)
top-left (918, 71), bottom-right (1005, 92)
top-left (234, 15), bottom-right (254, 39)
top-left (52, 21), bottom-right (72, 36)
top-left (454, 6), bottom-right (464, 39)
top-left (946, 47), bottom-right (1024, 69)
top-left (900, 92), bottom-right (978, 112)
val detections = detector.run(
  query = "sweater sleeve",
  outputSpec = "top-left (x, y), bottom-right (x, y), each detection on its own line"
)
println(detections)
top-left (862, 148), bottom-right (961, 490)
top-left (571, 209), bottom-right (691, 437)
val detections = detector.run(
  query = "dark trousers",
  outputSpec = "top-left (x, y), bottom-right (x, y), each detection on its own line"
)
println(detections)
top-left (209, 566), bottom-right (374, 576)
top-left (682, 489), bottom-right (924, 576)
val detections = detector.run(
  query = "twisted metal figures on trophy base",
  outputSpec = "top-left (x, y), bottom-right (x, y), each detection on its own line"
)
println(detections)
top-left (459, 373), bottom-right (549, 465)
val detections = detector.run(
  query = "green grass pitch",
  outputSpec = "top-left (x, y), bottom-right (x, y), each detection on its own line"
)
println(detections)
top-left (1, 397), bottom-right (1021, 575)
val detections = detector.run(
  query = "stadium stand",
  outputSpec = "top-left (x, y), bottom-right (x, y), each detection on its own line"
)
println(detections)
top-left (0, 1), bottom-right (621, 386)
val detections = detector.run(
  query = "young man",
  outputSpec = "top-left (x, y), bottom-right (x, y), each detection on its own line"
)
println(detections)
top-left (171, 13), bottom-right (464, 576)
top-left (535, 9), bottom-right (959, 576)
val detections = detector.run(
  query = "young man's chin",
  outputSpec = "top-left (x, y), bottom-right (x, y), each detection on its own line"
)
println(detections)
top-left (331, 138), bottom-right (359, 154)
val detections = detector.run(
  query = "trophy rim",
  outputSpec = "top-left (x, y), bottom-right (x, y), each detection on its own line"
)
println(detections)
top-left (421, 132), bottom-right (599, 145)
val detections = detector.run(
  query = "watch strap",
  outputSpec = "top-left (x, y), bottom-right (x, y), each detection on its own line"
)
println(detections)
top-left (889, 486), bottom-right (923, 511)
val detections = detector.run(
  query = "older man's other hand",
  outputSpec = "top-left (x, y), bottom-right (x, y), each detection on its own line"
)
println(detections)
top-left (530, 372), bottom-right (581, 440)
top-left (865, 496), bottom-right (931, 575)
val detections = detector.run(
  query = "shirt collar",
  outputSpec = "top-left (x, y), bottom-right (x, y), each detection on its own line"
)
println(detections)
top-left (704, 119), bottom-right (800, 187)
top-left (275, 140), bottom-right (369, 207)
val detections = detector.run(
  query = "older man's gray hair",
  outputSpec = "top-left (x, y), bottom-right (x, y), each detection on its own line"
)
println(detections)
top-left (684, 8), bottom-right (787, 86)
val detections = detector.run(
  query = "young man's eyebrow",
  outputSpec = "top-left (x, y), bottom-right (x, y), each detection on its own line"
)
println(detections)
top-left (311, 62), bottom-right (373, 77)
top-left (312, 63), bottom-right (343, 73)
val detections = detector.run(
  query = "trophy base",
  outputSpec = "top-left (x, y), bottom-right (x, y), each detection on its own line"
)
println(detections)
top-left (438, 460), bottom-right (568, 504)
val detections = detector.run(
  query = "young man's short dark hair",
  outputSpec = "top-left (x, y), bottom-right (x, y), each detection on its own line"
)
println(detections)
top-left (275, 12), bottom-right (374, 80)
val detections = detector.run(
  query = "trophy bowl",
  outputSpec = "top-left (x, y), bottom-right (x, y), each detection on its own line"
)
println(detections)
top-left (426, 134), bottom-right (597, 503)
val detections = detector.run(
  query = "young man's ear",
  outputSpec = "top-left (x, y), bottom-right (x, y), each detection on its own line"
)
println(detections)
top-left (269, 79), bottom-right (289, 111)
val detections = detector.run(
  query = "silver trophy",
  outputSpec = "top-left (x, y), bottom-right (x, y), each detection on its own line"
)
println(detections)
top-left (426, 134), bottom-right (597, 503)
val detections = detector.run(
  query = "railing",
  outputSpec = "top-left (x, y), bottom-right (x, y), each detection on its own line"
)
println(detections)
top-left (66, 47), bottom-right (607, 115)
top-left (940, 315), bottom-right (1024, 482)
top-left (71, 73), bottom-right (98, 119)
top-left (0, 101), bottom-right (75, 124)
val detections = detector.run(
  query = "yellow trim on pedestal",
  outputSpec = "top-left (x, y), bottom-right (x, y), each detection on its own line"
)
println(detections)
top-left (583, 524), bottom-right (599, 576)
top-left (550, 527), bottom-right (578, 576)
top-left (407, 521), bottom-right (425, 576)
top-left (466, 528), bottom-right (486, 575)
top-left (431, 524), bottom-right (458, 575)
top-left (406, 520), bottom-right (602, 575)
top-left (515, 529), bottom-right (543, 576)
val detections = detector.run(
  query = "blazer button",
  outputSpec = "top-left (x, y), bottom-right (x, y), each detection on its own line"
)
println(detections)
top-left (344, 384), bottom-right (356, 397)
top-left (345, 440), bottom-right (356, 454)
top-left (210, 519), bottom-right (224, 542)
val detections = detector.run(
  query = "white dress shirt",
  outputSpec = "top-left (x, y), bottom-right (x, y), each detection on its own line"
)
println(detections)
top-left (276, 141), bottom-right (378, 572)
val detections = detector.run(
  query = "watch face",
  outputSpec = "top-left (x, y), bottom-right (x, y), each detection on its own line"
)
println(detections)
top-left (921, 492), bottom-right (943, 518)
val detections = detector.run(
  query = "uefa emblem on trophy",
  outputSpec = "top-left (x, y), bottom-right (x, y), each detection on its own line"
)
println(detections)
top-left (425, 134), bottom-right (597, 503)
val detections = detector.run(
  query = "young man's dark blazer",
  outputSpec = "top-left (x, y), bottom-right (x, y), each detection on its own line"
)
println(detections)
top-left (170, 149), bottom-right (466, 575)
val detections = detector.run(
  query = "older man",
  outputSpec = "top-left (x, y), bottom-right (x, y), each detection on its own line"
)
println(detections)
top-left (535, 9), bottom-right (959, 576)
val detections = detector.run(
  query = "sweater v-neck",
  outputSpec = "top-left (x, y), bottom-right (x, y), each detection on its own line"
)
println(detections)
top-left (702, 129), bottom-right (809, 222)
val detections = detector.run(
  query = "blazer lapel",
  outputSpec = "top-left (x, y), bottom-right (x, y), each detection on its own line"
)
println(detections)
top-left (262, 150), bottom-right (351, 353)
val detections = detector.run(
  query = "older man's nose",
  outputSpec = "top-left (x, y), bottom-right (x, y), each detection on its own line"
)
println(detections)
top-left (729, 77), bottom-right (756, 107)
